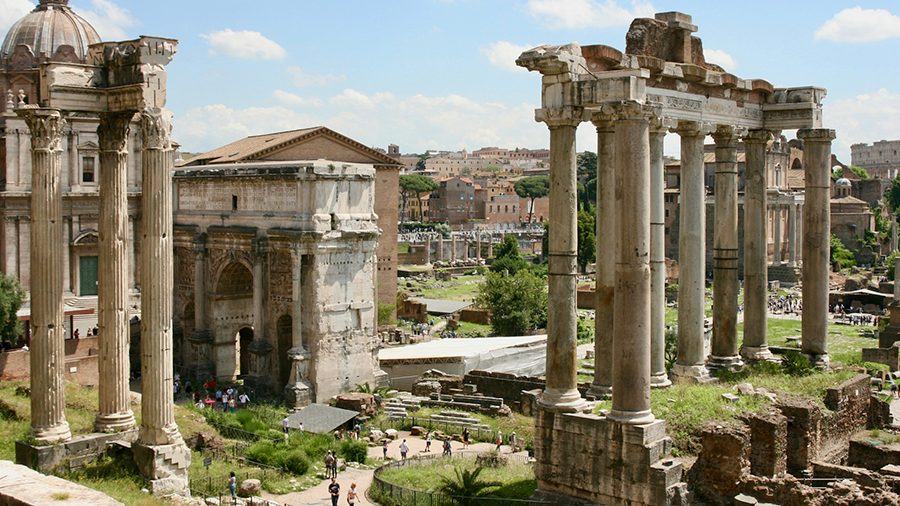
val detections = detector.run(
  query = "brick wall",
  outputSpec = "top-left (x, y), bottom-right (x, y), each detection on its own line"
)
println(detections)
top-left (746, 412), bottom-right (787, 477)
top-left (0, 337), bottom-right (100, 385)
top-left (777, 398), bottom-right (822, 473)
top-left (862, 343), bottom-right (900, 371)
top-left (822, 373), bottom-right (872, 457)
top-left (687, 424), bottom-right (750, 505)
top-left (847, 438), bottom-right (900, 471)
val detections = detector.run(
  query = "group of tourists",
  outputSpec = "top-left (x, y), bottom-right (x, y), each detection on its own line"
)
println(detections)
top-left (768, 294), bottom-right (802, 314)
top-left (191, 378), bottom-right (250, 412)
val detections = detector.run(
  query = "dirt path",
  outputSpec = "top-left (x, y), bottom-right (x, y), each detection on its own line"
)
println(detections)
top-left (261, 431), bottom-right (508, 506)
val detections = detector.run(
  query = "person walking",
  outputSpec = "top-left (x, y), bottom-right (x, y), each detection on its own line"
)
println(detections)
top-left (382, 440), bottom-right (388, 460)
top-left (227, 472), bottom-right (237, 503)
top-left (462, 427), bottom-right (469, 449)
top-left (282, 416), bottom-right (290, 434)
top-left (425, 431), bottom-right (432, 452)
top-left (328, 477), bottom-right (340, 506)
top-left (347, 482), bottom-right (358, 506)
top-left (399, 439), bottom-right (409, 461)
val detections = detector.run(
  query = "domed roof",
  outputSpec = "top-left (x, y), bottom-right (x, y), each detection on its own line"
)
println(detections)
top-left (835, 178), bottom-right (852, 187)
top-left (1, 0), bottom-right (101, 66)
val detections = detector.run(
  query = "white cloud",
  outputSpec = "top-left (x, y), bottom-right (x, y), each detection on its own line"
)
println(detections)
top-left (826, 88), bottom-right (900, 160)
top-left (173, 91), bottom-right (547, 156)
top-left (703, 49), bottom-right (737, 71)
top-left (201, 29), bottom-right (287, 60)
top-left (286, 66), bottom-right (345, 87)
top-left (0, 0), bottom-right (34, 36)
top-left (815, 7), bottom-right (900, 43)
top-left (272, 90), bottom-right (322, 107)
top-left (76, 0), bottom-right (139, 41)
top-left (525, 0), bottom-right (655, 29)
top-left (481, 41), bottom-right (534, 72)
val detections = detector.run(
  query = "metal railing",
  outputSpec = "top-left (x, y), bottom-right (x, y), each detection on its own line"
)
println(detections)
top-left (371, 453), bottom-right (550, 506)
top-left (188, 447), bottom-right (285, 497)
top-left (208, 421), bottom-right (283, 444)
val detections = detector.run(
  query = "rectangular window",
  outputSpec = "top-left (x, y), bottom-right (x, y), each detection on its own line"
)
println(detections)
top-left (82, 157), bottom-right (95, 183)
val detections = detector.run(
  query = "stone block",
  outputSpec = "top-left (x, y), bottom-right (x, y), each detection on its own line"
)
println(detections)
top-left (239, 478), bottom-right (261, 496)
top-left (132, 441), bottom-right (190, 495)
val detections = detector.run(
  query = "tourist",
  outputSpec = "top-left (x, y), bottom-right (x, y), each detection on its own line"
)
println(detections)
top-left (239, 391), bottom-right (249, 409)
top-left (228, 472), bottom-right (237, 502)
top-left (399, 439), bottom-right (409, 460)
top-left (496, 430), bottom-right (502, 451)
top-left (462, 427), bottom-right (469, 449)
top-left (324, 451), bottom-right (335, 478)
top-left (92, 325), bottom-right (98, 336)
top-left (184, 380), bottom-right (192, 396)
top-left (892, 380), bottom-right (898, 399)
top-left (204, 395), bottom-right (215, 408)
top-left (73, 328), bottom-right (80, 339)
top-left (510, 431), bottom-right (517, 452)
top-left (282, 416), bottom-right (290, 433)
top-left (382, 440), bottom-right (388, 459)
top-left (228, 396), bottom-right (236, 413)
top-left (195, 398), bottom-right (205, 410)
top-left (443, 439), bottom-right (451, 457)
top-left (328, 477), bottom-right (340, 506)
top-left (425, 431), bottom-right (432, 452)
top-left (298, 421), bottom-right (304, 433)
top-left (347, 483), bottom-right (358, 506)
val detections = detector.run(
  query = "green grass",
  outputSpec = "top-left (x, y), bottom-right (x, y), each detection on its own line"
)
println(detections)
top-left (371, 406), bottom-right (535, 447)
top-left (402, 274), bottom-right (485, 301)
top-left (377, 458), bottom-right (537, 500)
top-left (453, 320), bottom-right (492, 337)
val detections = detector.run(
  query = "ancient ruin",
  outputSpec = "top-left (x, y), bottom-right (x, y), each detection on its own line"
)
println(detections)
top-left (3, 0), bottom-right (187, 494)
top-left (518, 11), bottom-right (832, 505)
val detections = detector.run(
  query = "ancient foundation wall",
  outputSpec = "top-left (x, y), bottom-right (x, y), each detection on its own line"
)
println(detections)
top-left (847, 438), bottom-right (900, 471)
top-left (862, 343), bottom-right (900, 371)
top-left (821, 373), bottom-right (872, 459)
top-left (0, 338), bottom-right (100, 385)
top-left (397, 244), bottom-right (427, 265)
top-left (459, 308), bottom-right (491, 325)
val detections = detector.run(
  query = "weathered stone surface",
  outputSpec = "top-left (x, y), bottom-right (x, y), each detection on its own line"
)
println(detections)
top-left (0, 459), bottom-right (124, 505)
top-left (238, 478), bottom-right (261, 496)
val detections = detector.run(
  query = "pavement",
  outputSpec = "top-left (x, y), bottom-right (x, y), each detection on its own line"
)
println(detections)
top-left (259, 430), bottom-right (514, 506)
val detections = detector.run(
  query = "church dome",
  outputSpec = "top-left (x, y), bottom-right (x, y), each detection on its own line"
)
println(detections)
top-left (835, 177), bottom-right (852, 187)
top-left (1, 0), bottom-right (101, 67)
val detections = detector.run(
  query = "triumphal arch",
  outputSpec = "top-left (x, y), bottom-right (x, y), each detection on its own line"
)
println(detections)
top-left (519, 12), bottom-right (832, 505)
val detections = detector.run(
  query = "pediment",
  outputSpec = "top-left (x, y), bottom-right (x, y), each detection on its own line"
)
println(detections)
top-left (77, 141), bottom-right (99, 151)
top-left (253, 129), bottom-right (400, 167)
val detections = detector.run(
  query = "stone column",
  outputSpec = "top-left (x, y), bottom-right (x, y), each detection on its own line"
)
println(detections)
top-left (95, 112), bottom-right (136, 432)
top-left (425, 234), bottom-right (432, 265)
top-left (587, 114), bottom-right (615, 399)
top-left (463, 237), bottom-right (469, 260)
top-left (451, 234), bottom-right (456, 262)
top-left (799, 128), bottom-right (836, 366)
top-left (284, 246), bottom-right (311, 407)
top-left (438, 237), bottom-right (444, 262)
top-left (487, 233), bottom-right (493, 257)
top-left (649, 121), bottom-right (671, 388)
top-left (708, 126), bottom-right (743, 371)
top-left (20, 108), bottom-right (71, 442)
top-left (535, 107), bottom-right (586, 413)
top-left (187, 234), bottom-right (214, 381)
top-left (134, 108), bottom-right (190, 493)
top-left (797, 204), bottom-right (803, 264)
top-left (247, 237), bottom-right (274, 394)
top-left (893, 220), bottom-right (898, 253)
top-left (788, 203), bottom-right (798, 266)
top-left (773, 204), bottom-right (782, 264)
top-left (476, 233), bottom-right (481, 261)
top-left (609, 102), bottom-right (654, 424)
top-left (740, 130), bottom-right (774, 362)
top-left (672, 121), bottom-right (711, 382)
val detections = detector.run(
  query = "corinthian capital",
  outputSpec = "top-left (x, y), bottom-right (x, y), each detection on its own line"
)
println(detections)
top-left (18, 109), bottom-right (66, 151)
top-left (140, 108), bottom-right (173, 150)
top-left (536, 107), bottom-right (590, 128)
top-left (604, 100), bottom-right (657, 122)
top-left (98, 112), bottom-right (135, 153)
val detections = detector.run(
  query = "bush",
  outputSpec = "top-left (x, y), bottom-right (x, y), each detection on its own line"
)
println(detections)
top-left (281, 449), bottom-right (311, 474)
top-left (339, 439), bottom-right (368, 464)
top-left (246, 440), bottom-right (278, 466)
top-left (781, 351), bottom-right (815, 377)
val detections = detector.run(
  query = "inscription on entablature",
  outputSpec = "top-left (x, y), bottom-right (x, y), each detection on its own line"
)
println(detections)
top-left (179, 181), bottom-right (298, 213)
top-left (647, 94), bottom-right (703, 112)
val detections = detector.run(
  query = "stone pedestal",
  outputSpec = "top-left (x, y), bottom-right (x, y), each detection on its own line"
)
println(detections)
top-left (798, 128), bottom-right (836, 367)
top-left (132, 442), bottom-right (190, 495)
top-left (283, 348), bottom-right (313, 408)
top-left (186, 328), bottom-right (215, 381)
top-left (20, 108), bottom-right (71, 443)
top-left (245, 340), bottom-right (275, 396)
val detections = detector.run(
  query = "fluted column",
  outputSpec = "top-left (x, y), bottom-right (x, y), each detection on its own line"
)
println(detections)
top-left (609, 102), bottom-right (653, 424)
top-left (536, 107), bottom-right (586, 413)
top-left (649, 121), bottom-right (671, 388)
top-left (284, 246), bottom-right (310, 407)
top-left (708, 126), bottom-right (743, 371)
top-left (587, 114), bottom-right (615, 399)
top-left (672, 121), bottom-right (711, 382)
top-left (799, 128), bottom-right (836, 366)
top-left (95, 111), bottom-right (136, 432)
top-left (773, 204), bottom-right (782, 264)
top-left (788, 203), bottom-right (798, 266)
top-left (139, 108), bottom-right (181, 446)
top-left (247, 237), bottom-right (274, 392)
top-left (20, 108), bottom-right (71, 442)
top-left (187, 234), bottom-right (214, 381)
top-left (740, 130), bottom-right (774, 362)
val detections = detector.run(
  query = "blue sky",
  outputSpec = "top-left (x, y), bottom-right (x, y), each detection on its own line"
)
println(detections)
top-left (4, 0), bottom-right (900, 161)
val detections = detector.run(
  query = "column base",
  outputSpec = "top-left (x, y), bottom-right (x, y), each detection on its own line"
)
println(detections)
top-left (536, 388), bottom-right (586, 413)
top-left (585, 383), bottom-right (612, 400)
top-left (244, 374), bottom-right (275, 398)
top-left (30, 422), bottom-right (71, 443)
top-left (801, 352), bottom-right (829, 370)
top-left (607, 408), bottom-right (655, 425)
top-left (740, 345), bottom-right (776, 363)
top-left (707, 354), bottom-right (744, 372)
top-left (95, 410), bottom-right (136, 432)
top-left (283, 381), bottom-right (313, 409)
top-left (650, 372), bottom-right (672, 388)
top-left (132, 441), bottom-right (191, 496)
top-left (671, 363), bottom-right (714, 384)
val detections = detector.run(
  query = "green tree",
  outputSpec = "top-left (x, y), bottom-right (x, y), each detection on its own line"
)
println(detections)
top-left (848, 165), bottom-right (869, 179)
top-left (830, 234), bottom-right (856, 269)
top-left (887, 175), bottom-right (900, 216)
top-left (577, 210), bottom-right (596, 272)
top-left (514, 176), bottom-right (550, 222)
top-left (438, 466), bottom-right (501, 505)
top-left (415, 153), bottom-right (429, 172)
top-left (399, 174), bottom-right (438, 223)
top-left (577, 151), bottom-right (598, 179)
top-left (478, 269), bottom-right (548, 336)
top-left (490, 234), bottom-right (528, 275)
top-left (0, 273), bottom-right (24, 345)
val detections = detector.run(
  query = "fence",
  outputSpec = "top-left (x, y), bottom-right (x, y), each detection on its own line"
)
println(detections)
top-left (188, 445), bottom-right (285, 497)
top-left (371, 452), bottom-right (551, 506)
top-left (209, 421), bottom-right (283, 444)
top-left (375, 417), bottom-right (527, 449)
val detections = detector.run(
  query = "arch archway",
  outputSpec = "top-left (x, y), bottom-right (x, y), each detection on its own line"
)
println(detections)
top-left (277, 314), bottom-right (293, 388)
top-left (237, 327), bottom-right (253, 377)
top-left (211, 260), bottom-right (254, 379)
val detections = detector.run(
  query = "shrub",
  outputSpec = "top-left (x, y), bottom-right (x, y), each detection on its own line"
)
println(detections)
top-left (281, 449), bottom-right (311, 474)
top-left (339, 439), bottom-right (368, 464)
top-left (246, 440), bottom-right (278, 466)
top-left (781, 351), bottom-right (815, 377)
